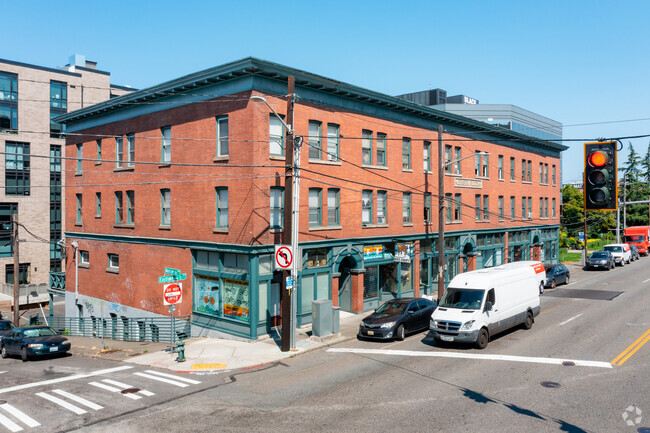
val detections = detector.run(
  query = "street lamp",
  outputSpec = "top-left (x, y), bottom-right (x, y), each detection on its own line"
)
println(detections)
top-left (250, 82), bottom-right (302, 351)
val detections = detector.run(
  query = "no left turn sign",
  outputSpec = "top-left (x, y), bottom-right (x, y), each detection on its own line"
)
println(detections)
top-left (275, 245), bottom-right (293, 270)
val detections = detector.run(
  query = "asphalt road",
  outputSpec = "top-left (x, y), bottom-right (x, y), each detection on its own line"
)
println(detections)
top-left (0, 259), bottom-right (648, 432)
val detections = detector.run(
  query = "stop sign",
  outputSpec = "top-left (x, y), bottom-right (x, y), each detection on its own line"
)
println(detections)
top-left (163, 283), bottom-right (182, 305)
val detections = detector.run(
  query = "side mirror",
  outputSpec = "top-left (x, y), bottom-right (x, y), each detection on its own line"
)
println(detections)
top-left (407, 310), bottom-right (414, 315)
top-left (485, 301), bottom-right (493, 312)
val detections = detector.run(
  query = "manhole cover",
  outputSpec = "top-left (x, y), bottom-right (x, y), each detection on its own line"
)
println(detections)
top-left (121, 388), bottom-right (140, 394)
top-left (562, 361), bottom-right (575, 367)
top-left (540, 381), bottom-right (561, 388)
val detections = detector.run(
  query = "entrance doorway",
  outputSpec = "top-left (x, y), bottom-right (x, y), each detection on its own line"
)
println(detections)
top-left (338, 256), bottom-right (355, 312)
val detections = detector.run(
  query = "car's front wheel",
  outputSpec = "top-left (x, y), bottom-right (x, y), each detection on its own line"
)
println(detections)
top-left (550, 279), bottom-right (556, 289)
top-left (21, 347), bottom-right (28, 362)
top-left (395, 324), bottom-right (405, 341)
top-left (523, 311), bottom-right (534, 330)
top-left (475, 328), bottom-right (489, 349)
top-left (1, 345), bottom-right (7, 359)
top-left (565, 276), bottom-right (570, 285)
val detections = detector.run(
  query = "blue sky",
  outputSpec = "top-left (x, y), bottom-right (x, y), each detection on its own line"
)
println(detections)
top-left (3, 0), bottom-right (649, 183)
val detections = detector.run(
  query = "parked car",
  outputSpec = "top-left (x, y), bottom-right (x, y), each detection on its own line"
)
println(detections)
top-left (358, 298), bottom-right (437, 341)
top-left (603, 243), bottom-right (632, 266)
top-left (1, 325), bottom-right (71, 362)
top-left (544, 264), bottom-right (570, 288)
top-left (0, 320), bottom-right (15, 340)
top-left (630, 245), bottom-right (640, 261)
top-left (586, 251), bottom-right (615, 270)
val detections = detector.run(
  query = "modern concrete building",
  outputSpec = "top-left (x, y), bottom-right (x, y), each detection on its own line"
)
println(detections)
top-left (0, 55), bottom-right (133, 299)
top-left (56, 58), bottom-right (566, 340)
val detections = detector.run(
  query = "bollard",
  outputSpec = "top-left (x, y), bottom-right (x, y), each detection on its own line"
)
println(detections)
top-left (174, 340), bottom-right (186, 362)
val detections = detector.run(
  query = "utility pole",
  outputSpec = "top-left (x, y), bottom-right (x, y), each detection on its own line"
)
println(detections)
top-left (437, 125), bottom-right (445, 301)
top-left (622, 173), bottom-right (627, 229)
top-left (12, 212), bottom-right (19, 327)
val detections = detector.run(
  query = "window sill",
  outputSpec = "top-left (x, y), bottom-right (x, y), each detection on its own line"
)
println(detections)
top-left (445, 172), bottom-right (462, 177)
top-left (309, 225), bottom-right (342, 231)
top-left (95, 214), bottom-right (101, 219)
top-left (159, 225), bottom-right (171, 231)
top-left (94, 162), bottom-right (102, 166)
top-left (158, 163), bottom-right (171, 168)
top-left (114, 167), bottom-right (134, 173)
top-left (498, 178), bottom-right (504, 182)
top-left (476, 176), bottom-right (489, 180)
top-left (475, 220), bottom-right (491, 223)
top-left (269, 155), bottom-right (286, 161)
top-left (75, 222), bottom-right (82, 227)
top-left (522, 181), bottom-right (532, 184)
top-left (114, 223), bottom-right (134, 229)
top-left (79, 264), bottom-right (89, 269)
top-left (106, 268), bottom-right (119, 274)
top-left (213, 227), bottom-right (229, 233)
top-left (362, 164), bottom-right (388, 170)
top-left (270, 228), bottom-right (283, 233)
top-left (402, 168), bottom-right (413, 173)
top-left (403, 222), bottom-right (413, 227)
top-left (362, 223), bottom-right (389, 228)
top-left (213, 156), bottom-right (229, 162)
top-left (540, 183), bottom-right (548, 186)
top-left (75, 172), bottom-right (82, 176)
top-left (446, 220), bottom-right (463, 224)
top-left (309, 159), bottom-right (342, 166)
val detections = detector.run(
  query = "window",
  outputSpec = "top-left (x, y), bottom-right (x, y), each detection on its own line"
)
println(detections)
top-left (402, 138), bottom-right (411, 170)
top-left (510, 196), bottom-right (515, 220)
top-left (216, 187), bottom-right (228, 228)
top-left (362, 130), bottom-right (373, 165)
top-left (424, 193), bottom-right (431, 222)
top-left (552, 198), bottom-right (556, 218)
top-left (510, 157), bottom-right (515, 181)
top-left (5, 263), bottom-right (29, 285)
top-left (539, 163), bottom-right (544, 183)
top-left (445, 193), bottom-right (452, 222)
top-left (521, 160), bottom-right (526, 181)
top-left (161, 126), bottom-right (171, 163)
top-left (522, 197), bottom-right (526, 220)
top-left (76, 194), bottom-right (83, 224)
top-left (5, 142), bottom-right (30, 195)
top-left (454, 193), bottom-right (462, 221)
top-left (552, 165), bottom-right (556, 185)
top-left (403, 192), bottom-right (411, 224)
top-left (454, 147), bottom-right (461, 174)
top-left (362, 190), bottom-right (372, 224)
top-left (270, 187), bottom-right (284, 229)
top-left (540, 197), bottom-right (544, 218)
top-left (483, 195), bottom-right (489, 220)
top-left (108, 254), bottom-right (119, 271)
top-left (423, 141), bottom-right (431, 172)
top-left (482, 154), bottom-right (489, 177)
top-left (498, 196), bottom-right (504, 220)
top-left (545, 197), bottom-right (549, 218)
top-left (96, 192), bottom-right (101, 217)
top-left (126, 190), bottom-right (135, 224)
top-left (160, 189), bottom-right (171, 226)
top-left (327, 124), bottom-right (339, 161)
top-left (498, 155), bottom-right (504, 180)
top-left (309, 188), bottom-right (322, 227)
top-left (116, 137), bottom-right (124, 168)
top-left (96, 139), bottom-right (102, 163)
top-left (475, 151), bottom-right (481, 176)
top-left (269, 115), bottom-right (284, 156)
top-left (475, 195), bottom-right (481, 220)
top-left (444, 145), bottom-right (452, 173)
top-left (115, 191), bottom-right (123, 224)
top-left (528, 197), bottom-right (532, 219)
top-left (527, 160), bottom-right (532, 182)
top-left (216, 116), bottom-right (228, 157)
top-left (126, 133), bottom-right (135, 168)
top-left (544, 164), bottom-right (548, 184)
top-left (308, 120), bottom-right (321, 160)
top-left (377, 133), bottom-right (386, 166)
top-left (50, 80), bottom-right (67, 138)
top-left (80, 250), bottom-right (89, 266)
top-left (377, 191), bottom-right (387, 224)
top-left (327, 189), bottom-right (339, 226)
top-left (76, 144), bottom-right (83, 173)
top-left (0, 71), bottom-right (18, 131)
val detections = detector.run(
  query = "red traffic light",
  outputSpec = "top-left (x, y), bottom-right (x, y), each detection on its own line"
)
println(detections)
top-left (588, 151), bottom-right (607, 167)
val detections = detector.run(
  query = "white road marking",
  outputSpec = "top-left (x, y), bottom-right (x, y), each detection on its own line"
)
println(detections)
top-left (0, 366), bottom-right (133, 395)
top-left (102, 379), bottom-right (154, 397)
top-left (36, 392), bottom-right (87, 415)
top-left (143, 370), bottom-right (201, 385)
top-left (558, 314), bottom-right (583, 326)
top-left (133, 372), bottom-right (189, 387)
top-left (52, 389), bottom-right (103, 410)
top-left (89, 382), bottom-right (141, 400)
top-left (138, 390), bottom-right (155, 397)
top-left (0, 372), bottom-right (5, 375)
top-left (327, 348), bottom-right (613, 369)
top-left (0, 404), bottom-right (40, 428)
top-left (642, 278), bottom-right (650, 283)
top-left (0, 412), bottom-right (22, 433)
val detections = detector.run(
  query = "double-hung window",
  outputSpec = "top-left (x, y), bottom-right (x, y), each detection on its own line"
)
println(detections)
top-left (362, 190), bottom-right (373, 224)
top-left (552, 198), bottom-right (556, 218)
top-left (6, 142), bottom-right (30, 195)
top-left (270, 187), bottom-right (284, 229)
top-left (544, 164), bottom-right (548, 184)
top-left (216, 187), bottom-right (228, 229)
top-left (0, 71), bottom-right (18, 131)
top-left (216, 116), bottom-right (228, 157)
top-left (444, 145), bottom-right (452, 173)
top-left (424, 141), bottom-right (432, 172)
top-left (160, 189), bottom-right (171, 226)
top-left (126, 190), bottom-right (135, 224)
top-left (96, 139), bottom-right (102, 163)
top-left (475, 194), bottom-right (482, 220)
top-left (76, 144), bottom-right (83, 173)
top-left (308, 121), bottom-right (321, 160)
top-left (423, 193), bottom-right (431, 223)
top-left (115, 191), bottom-right (123, 224)
top-left (96, 192), bottom-right (101, 217)
top-left (402, 138), bottom-right (411, 170)
top-left (126, 134), bottom-right (135, 168)
top-left (511, 196), bottom-right (516, 220)
top-left (552, 165), bottom-right (556, 185)
top-left (510, 157), bottom-right (515, 181)
top-left (161, 126), bottom-right (171, 163)
top-left (76, 194), bottom-right (82, 224)
top-left (527, 161), bottom-right (532, 181)
top-left (482, 154), bottom-right (489, 177)
top-left (362, 130), bottom-right (373, 165)
top-left (498, 196), bottom-right (504, 220)
top-left (445, 193), bottom-right (452, 222)
top-left (403, 192), bottom-right (411, 224)
top-left (376, 191), bottom-right (387, 224)
top-left (521, 160), bottom-right (526, 181)
top-left (327, 124), bottom-right (339, 162)
top-left (116, 137), bottom-right (124, 168)
top-left (327, 189), bottom-right (339, 226)
top-left (539, 163), bottom-right (544, 183)
top-left (50, 80), bottom-right (67, 138)
top-left (454, 147), bottom-right (461, 174)
top-left (269, 115), bottom-right (285, 156)
top-left (309, 188), bottom-right (322, 227)
top-left (454, 194), bottom-right (462, 221)
top-left (376, 133), bottom-right (386, 166)
top-left (498, 155), bottom-right (503, 180)
top-left (522, 197), bottom-right (527, 220)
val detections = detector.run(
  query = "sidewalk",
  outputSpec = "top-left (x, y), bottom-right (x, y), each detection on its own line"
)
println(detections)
top-left (66, 311), bottom-right (365, 372)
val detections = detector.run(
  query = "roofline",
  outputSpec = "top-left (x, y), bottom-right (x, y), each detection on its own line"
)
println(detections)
top-left (0, 58), bottom-right (82, 78)
top-left (55, 56), bottom-right (568, 152)
top-left (110, 83), bottom-right (138, 91)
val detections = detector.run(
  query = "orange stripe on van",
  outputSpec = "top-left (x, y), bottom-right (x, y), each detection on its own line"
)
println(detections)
top-left (531, 263), bottom-right (545, 274)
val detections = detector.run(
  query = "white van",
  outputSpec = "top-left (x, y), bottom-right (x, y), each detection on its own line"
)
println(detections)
top-left (498, 261), bottom-right (546, 293)
top-left (429, 263), bottom-right (541, 349)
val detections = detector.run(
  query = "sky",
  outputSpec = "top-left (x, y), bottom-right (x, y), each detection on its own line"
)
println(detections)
top-left (3, 0), bottom-right (650, 184)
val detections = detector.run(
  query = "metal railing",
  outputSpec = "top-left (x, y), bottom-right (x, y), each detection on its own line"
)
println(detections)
top-left (34, 315), bottom-right (192, 343)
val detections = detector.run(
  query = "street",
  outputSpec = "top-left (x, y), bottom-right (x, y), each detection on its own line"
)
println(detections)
top-left (0, 260), bottom-right (648, 432)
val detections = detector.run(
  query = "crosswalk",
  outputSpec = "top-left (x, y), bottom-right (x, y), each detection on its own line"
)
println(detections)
top-left (0, 369), bottom-right (202, 432)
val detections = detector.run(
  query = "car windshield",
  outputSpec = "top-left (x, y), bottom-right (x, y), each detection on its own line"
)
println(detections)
top-left (0, 322), bottom-right (15, 331)
top-left (604, 246), bottom-right (622, 253)
top-left (591, 252), bottom-right (608, 258)
top-left (545, 267), bottom-right (557, 275)
top-left (23, 328), bottom-right (57, 338)
top-left (625, 235), bottom-right (644, 242)
top-left (439, 288), bottom-right (484, 310)
top-left (375, 302), bottom-right (407, 315)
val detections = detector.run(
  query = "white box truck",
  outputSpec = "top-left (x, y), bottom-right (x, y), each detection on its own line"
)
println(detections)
top-left (429, 262), bottom-right (542, 349)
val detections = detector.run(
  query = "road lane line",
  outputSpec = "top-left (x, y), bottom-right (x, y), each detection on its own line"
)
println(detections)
top-left (558, 314), bottom-right (583, 326)
top-left (52, 389), bottom-right (103, 410)
top-left (138, 390), bottom-right (155, 397)
top-left (101, 379), bottom-right (130, 389)
top-left (36, 392), bottom-right (86, 415)
top-left (611, 329), bottom-right (650, 365)
top-left (0, 404), bottom-right (40, 428)
top-left (327, 348), bottom-right (613, 369)
top-left (0, 412), bottom-right (22, 433)
top-left (617, 334), bottom-right (650, 366)
top-left (0, 366), bottom-right (133, 395)
top-left (642, 278), bottom-right (650, 283)
top-left (143, 370), bottom-right (201, 384)
top-left (133, 372), bottom-right (189, 387)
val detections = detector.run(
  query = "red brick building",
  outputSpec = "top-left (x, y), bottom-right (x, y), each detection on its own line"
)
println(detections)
top-left (57, 58), bottom-right (566, 340)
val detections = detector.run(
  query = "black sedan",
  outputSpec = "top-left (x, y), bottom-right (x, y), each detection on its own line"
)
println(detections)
top-left (358, 298), bottom-right (437, 341)
top-left (586, 251), bottom-right (615, 270)
top-left (544, 264), bottom-right (570, 289)
top-left (1, 325), bottom-right (71, 362)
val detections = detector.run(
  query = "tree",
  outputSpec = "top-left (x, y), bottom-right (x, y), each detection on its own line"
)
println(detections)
top-left (642, 140), bottom-right (650, 183)
top-left (620, 142), bottom-right (650, 227)
top-left (560, 185), bottom-right (616, 240)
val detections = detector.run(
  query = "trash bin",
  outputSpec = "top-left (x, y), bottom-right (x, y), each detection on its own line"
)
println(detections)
top-left (332, 306), bottom-right (340, 334)
top-left (312, 299), bottom-right (333, 337)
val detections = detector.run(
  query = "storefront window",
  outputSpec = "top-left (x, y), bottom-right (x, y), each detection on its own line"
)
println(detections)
top-left (259, 254), bottom-right (273, 274)
top-left (195, 275), bottom-right (221, 315)
top-left (400, 264), bottom-right (412, 293)
top-left (223, 253), bottom-right (248, 273)
top-left (419, 258), bottom-right (429, 287)
top-left (307, 249), bottom-right (328, 267)
top-left (222, 278), bottom-right (249, 321)
top-left (445, 237), bottom-right (457, 251)
top-left (363, 267), bottom-right (378, 299)
top-left (380, 263), bottom-right (398, 297)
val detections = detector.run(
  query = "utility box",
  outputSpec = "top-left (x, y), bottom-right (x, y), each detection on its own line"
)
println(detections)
top-left (312, 299), bottom-right (333, 337)
top-left (332, 306), bottom-right (341, 334)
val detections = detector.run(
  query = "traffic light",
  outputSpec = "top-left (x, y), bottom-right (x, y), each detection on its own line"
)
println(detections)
top-left (584, 141), bottom-right (617, 211)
